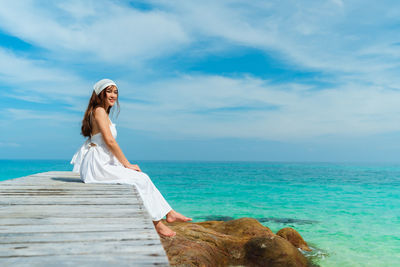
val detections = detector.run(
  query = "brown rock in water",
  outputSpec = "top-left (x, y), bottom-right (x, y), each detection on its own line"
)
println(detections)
top-left (245, 236), bottom-right (309, 267)
top-left (277, 227), bottom-right (311, 251)
top-left (160, 218), bottom-right (310, 267)
top-left (160, 223), bottom-right (231, 266)
top-left (197, 217), bottom-right (274, 238)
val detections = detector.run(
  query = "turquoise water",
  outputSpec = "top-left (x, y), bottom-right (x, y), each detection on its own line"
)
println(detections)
top-left (0, 160), bottom-right (72, 181)
top-left (1, 160), bottom-right (399, 266)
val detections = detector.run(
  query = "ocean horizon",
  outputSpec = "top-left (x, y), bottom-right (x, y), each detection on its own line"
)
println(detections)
top-left (1, 159), bottom-right (399, 266)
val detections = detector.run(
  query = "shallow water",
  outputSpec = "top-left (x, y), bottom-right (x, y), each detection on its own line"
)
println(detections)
top-left (1, 160), bottom-right (399, 266)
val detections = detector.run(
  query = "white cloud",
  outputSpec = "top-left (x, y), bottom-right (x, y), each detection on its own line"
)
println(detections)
top-left (0, 142), bottom-right (20, 147)
top-left (331, 0), bottom-right (344, 7)
top-left (6, 108), bottom-right (80, 123)
top-left (2, 0), bottom-right (399, 82)
top-left (1, 0), bottom-right (400, 143)
top-left (152, 0), bottom-right (400, 89)
top-left (0, 0), bottom-right (189, 63)
top-left (1, 0), bottom-right (399, 78)
top-left (0, 48), bottom-right (76, 84)
top-left (117, 74), bottom-right (400, 141)
top-left (0, 47), bottom-right (91, 112)
top-left (3, 92), bottom-right (47, 103)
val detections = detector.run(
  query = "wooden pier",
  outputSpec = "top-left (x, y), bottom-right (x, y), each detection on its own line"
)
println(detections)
top-left (0, 171), bottom-right (170, 266)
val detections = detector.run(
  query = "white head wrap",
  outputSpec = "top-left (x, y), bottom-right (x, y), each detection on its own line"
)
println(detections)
top-left (93, 79), bottom-right (117, 95)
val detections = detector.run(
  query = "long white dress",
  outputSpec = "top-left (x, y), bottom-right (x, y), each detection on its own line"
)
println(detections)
top-left (70, 123), bottom-right (172, 221)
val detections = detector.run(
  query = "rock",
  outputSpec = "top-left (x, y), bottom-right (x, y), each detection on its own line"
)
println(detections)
top-left (160, 218), bottom-right (310, 267)
top-left (277, 227), bottom-right (311, 251)
top-left (160, 222), bottom-right (233, 267)
top-left (197, 217), bottom-right (274, 238)
top-left (244, 236), bottom-right (309, 267)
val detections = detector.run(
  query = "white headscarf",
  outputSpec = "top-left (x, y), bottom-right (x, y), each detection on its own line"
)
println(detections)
top-left (93, 79), bottom-right (117, 95)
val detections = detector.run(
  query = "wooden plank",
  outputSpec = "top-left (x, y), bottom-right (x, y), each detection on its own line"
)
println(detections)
top-left (0, 198), bottom-right (142, 205)
top-left (0, 194), bottom-right (145, 198)
top-left (0, 212), bottom-right (148, 219)
top-left (1, 231), bottom-right (158, 243)
top-left (0, 217), bottom-right (151, 226)
top-left (0, 223), bottom-right (156, 233)
top-left (1, 255), bottom-right (169, 267)
top-left (0, 171), bottom-right (170, 266)
top-left (0, 240), bottom-right (167, 256)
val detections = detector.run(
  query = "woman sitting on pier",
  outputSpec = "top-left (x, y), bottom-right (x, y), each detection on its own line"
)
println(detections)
top-left (71, 79), bottom-right (191, 237)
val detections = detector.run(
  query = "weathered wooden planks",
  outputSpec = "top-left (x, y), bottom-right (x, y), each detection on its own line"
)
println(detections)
top-left (0, 171), bottom-right (170, 266)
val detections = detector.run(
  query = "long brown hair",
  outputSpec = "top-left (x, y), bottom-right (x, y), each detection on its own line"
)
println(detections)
top-left (81, 86), bottom-right (120, 137)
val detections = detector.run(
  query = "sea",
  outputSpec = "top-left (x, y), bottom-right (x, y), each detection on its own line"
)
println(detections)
top-left (1, 160), bottom-right (399, 267)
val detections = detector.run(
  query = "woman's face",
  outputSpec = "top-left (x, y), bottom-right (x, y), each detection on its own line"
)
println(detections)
top-left (104, 85), bottom-right (118, 108)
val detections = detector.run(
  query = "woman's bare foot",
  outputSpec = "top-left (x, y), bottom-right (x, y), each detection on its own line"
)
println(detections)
top-left (153, 221), bottom-right (176, 237)
top-left (166, 210), bottom-right (192, 223)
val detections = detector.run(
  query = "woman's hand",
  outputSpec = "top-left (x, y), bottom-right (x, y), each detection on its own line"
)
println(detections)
top-left (125, 163), bottom-right (142, 172)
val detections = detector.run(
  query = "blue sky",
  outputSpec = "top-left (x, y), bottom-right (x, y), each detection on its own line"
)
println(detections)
top-left (1, 0), bottom-right (400, 162)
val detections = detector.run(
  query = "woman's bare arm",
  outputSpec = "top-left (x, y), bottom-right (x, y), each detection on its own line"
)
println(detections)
top-left (93, 107), bottom-right (141, 171)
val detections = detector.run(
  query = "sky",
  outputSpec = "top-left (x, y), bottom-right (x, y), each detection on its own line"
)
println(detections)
top-left (1, 0), bottom-right (400, 162)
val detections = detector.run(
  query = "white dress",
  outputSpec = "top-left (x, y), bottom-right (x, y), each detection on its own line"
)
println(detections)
top-left (71, 123), bottom-right (172, 221)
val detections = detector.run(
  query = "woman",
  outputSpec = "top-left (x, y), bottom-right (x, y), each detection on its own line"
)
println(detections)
top-left (71, 78), bottom-right (191, 237)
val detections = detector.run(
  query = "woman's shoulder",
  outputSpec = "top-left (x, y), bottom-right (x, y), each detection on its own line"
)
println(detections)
top-left (93, 107), bottom-right (111, 125)
top-left (93, 106), bottom-right (107, 116)
top-left (93, 107), bottom-right (108, 122)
